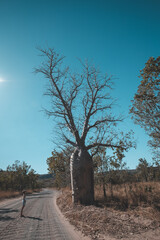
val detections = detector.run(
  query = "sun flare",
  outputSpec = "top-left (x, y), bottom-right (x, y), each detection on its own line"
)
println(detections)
top-left (0, 78), bottom-right (5, 82)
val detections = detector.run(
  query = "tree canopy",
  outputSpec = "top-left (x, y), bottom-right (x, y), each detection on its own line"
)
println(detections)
top-left (46, 148), bottom-right (71, 188)
top-left (0, 160), bottom-right (39, 191)
top-left (130, 57), bottom-right (160, 157)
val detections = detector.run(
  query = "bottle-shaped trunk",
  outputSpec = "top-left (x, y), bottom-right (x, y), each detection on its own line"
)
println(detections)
top-left (70, 147), bottom-right (94, 205)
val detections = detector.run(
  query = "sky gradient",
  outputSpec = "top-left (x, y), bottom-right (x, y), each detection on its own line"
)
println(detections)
top-left (0, 0), bottom-right (160, 174)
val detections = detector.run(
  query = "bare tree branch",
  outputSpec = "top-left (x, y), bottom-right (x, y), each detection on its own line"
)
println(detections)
top-left (36, 48), bottom-right (134, 153)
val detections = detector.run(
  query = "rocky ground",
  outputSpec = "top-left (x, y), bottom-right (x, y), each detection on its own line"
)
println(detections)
top-left (56, 190), bottom-right (160, 240)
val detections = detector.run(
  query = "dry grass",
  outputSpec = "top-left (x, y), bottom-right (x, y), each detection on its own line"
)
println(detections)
top-left (0, 190), bottom-right (21, 200)
top-left (0, 189), bottom-right (39, 201)
top-left (57, 183), bottom-right (160, 239)
top-left (95, 182), bottom-right (160, 210)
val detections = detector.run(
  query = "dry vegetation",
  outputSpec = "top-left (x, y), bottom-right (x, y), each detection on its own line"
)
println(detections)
top-left (0, 189), bottom-right (36, 201)
top-left (0, 190), bottom-right (21, 200)
top-left (95, 182), bottom-right (160, 210)
top-left (57, 182), bottom-right (160, 240)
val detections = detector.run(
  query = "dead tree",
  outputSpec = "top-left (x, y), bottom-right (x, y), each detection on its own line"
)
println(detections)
top-left (35, 48), bottom-right (134, 205)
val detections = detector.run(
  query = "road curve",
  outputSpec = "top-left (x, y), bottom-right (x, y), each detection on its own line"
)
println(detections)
top-left (0, 189), bottom-right (89, 240)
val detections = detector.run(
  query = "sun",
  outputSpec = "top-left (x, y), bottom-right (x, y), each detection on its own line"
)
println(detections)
top-left (0, 77), bottom-right (5, 82)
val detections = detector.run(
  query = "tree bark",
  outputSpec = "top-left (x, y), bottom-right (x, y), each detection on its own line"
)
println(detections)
top-left (70, 147), bottom-right (94, 205)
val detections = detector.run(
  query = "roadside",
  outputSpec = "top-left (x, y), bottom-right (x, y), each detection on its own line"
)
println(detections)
top-left (56, 189), bottom-right (160, 240)
top-left (0, 189), bottom-right (38, 202)
top-left (0, 191), bottom-right (21, 201)
top-left (54, 190), bottom-right (91, 240)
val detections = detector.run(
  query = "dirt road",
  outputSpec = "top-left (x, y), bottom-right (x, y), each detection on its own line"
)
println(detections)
top-left (0, 189), bottom-right (89, 240)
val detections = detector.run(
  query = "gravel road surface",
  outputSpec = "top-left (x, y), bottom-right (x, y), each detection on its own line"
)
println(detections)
top-left (0, 189), bottom-right (88, 240)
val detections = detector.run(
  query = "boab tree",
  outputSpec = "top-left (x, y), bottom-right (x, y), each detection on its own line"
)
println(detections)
top-left (35, 48), bottom-right (134, 205)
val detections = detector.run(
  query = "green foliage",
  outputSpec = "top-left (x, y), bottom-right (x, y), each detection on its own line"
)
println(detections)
top-left (0, 160), bottom-right (39, 191)
top-left (152, 159), bottom-right (160, 181)
top-left (94, 147), bottom-right (128, 198)
top-left (93, 147), bottom-right (109, 198)
top-left (136, 158), bottom-right (160, 182)
top-left (46, 148), bottom-right (71, 188)
top-left (136, 158), bottom-right (150, 182)
top-left (130, 57), bottom-right (160, 156)
top-left (109, 147), bottom-right (126, 170)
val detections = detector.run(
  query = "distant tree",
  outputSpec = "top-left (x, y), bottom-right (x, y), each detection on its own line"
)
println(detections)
top-left (109, 146), bottom-right (126, 171)
top-left (0, 170), bottom-right (9, 190)
top-left (130, 57), bottom-right (160, 158)
top-left (107, 147), bottom-right (127, 197)
top-left (47, 150), bottom-right (70, 188)
top-left (0, 161), bottom-right (38, 191)
top-left (150, 159), bottom-right (160, 181)
top-left (136, 158), bottom-right (150, 182)
top-left (94, 147), bottom-right (127, 198)
top-left (36, 48), bottom-right (135, 204)
top-left (28, 169), bottom-right (39, 189)
top-left (93, 147), bottom-right (109, 198)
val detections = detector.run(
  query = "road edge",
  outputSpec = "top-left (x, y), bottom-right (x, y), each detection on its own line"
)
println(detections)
top-left (53, 190), bottom-right (91, 240)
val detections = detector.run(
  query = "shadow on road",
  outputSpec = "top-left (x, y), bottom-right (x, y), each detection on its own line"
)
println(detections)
top-left (25, 216), bottom-right (43, 221)
top-left (30, 191), bottom-right (53, 197)
top-left (0, 216), bottom-right (15, 221)
top-left (0, 208), bottom-right (18, 214)
top-left (27, 196), bottom-right (53, 199)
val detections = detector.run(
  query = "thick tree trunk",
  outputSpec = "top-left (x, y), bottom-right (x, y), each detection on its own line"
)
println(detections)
top-left (70, 147), bottom-right (94, 205)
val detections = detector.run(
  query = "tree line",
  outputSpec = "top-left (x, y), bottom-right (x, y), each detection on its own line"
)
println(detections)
top-left (47, 148), bottom-right (160, 192)
top-left (0, 160), bottom-right (39, 191)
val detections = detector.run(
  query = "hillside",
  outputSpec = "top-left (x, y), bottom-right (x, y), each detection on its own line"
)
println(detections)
top-left (38, 173), bottom-right (55, 188)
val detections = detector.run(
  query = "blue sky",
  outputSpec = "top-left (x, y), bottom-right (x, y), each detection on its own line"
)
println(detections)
top-left (0, 0), bottom-right (160, 174)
